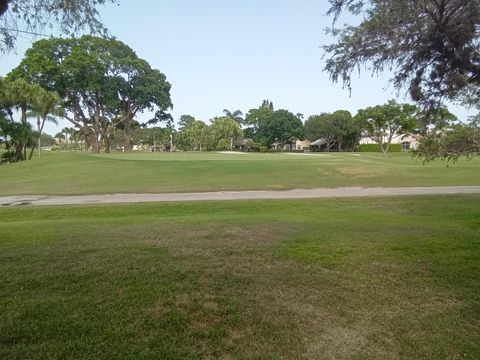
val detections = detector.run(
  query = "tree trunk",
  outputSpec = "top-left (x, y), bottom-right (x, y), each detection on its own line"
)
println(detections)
top-left (37, 118), bottom-right (42, 159)
top-left (105, 136), bottom-right (110, 153)
top-left (123, 116), bottom-right (133, 152)
top-left (382, 142), bottom-right (389, 156)
top-left (28, 144), bottom-right (36, 160)
top-left (90, 134), bottom-right (101, 153)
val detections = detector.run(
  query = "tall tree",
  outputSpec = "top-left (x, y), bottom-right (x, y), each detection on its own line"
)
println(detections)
top-left (325, 0), bottom-right (480, 107)
top-left (178, 115), bottom-right (196, 131)
top-left (10, 36), bottom-right (172, 153)
top-left (211, 117), bottom-right (243, 151)
top-left (305, 110), bottom-right (361, 151)
top-left (355, 100), bottom-right (418, 155)
top-left (1, 78), bottom-right (45, 159)
top-left (185, 120), bottom-right (210, 151)
top-left (259, 110), bottom-right (304, 149)
top-left (223, 109), bottom-right (244, 125)
top-left (26, 88), bottom-right (61, 159)
top-left (414, 118), bottom-right (480, 162)
top-left (0, 0), bottom-right (118, 52)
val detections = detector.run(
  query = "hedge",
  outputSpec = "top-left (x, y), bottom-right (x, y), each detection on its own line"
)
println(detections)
top-left (357, 144), bottom-right (402, 152)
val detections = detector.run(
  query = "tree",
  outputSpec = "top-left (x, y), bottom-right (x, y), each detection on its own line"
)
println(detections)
top-left (355, 100), bottom-right (418, 155)
top-left (261, 99), bottom-right (274, 109)
top-left (305, 110), bottom-right (361, 151)
top-left (0, 77), bottom-right (46, 160)
top-left (10, 36), bottom-right (172, 153)
top-left (415, 106), bottom-right (457, 136)
top-left (211, 117), bottom-right (243, 151)
top-left (0, 118), bottom-right (35, 163)
top-left (0, 0), bottom-right (118, 52)
top-left (244, 107), bottom-right (274, 144)
top-left (185, 120), bottom-right (210, 151)
top-left (259, 110), bottom-right (304, 149)
top-left (414, 119), bottom-right (480, 163)
top-left (178, 115), bottom-right (196, 131)
top-left (223, 109), bottom-right (244, 125)
top-left (26, 88), bottom-right (61, 159)
top-left (325, 0), bottom-right (480, 107)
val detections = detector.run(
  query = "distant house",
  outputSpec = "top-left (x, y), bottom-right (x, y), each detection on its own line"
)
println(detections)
top-left (233, 138), bottom-right (253, 152)
top-left (359, 133), bottom-right (420, 151)
top-left (271, 139), bottom-right (311, 151)
top-left (310, 138), bottom-right (339, 152)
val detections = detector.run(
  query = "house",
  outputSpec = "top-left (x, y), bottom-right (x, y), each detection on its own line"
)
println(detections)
top-left (233, 138), bottom-right (253, 151)
top-left (310, 138), bottom-right (339, 152)
top-left (271, 139), bottom-right (311, 151)
top-left (359, 133), bottom-right (420, 151)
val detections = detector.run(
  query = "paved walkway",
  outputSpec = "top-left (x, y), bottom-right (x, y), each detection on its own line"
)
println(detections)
top-left (1, 186), bottom-right (479, 207)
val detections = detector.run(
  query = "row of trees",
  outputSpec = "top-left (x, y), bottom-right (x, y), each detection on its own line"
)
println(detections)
top-left (173, 100), bottom-right (466, 157)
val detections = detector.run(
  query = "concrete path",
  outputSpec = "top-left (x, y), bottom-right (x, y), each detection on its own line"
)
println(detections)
top-left (1, 186), bottom-right (479, 207)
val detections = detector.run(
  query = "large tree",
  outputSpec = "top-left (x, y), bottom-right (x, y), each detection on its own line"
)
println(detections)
top-left (355, 100), bottom-right (418, 155)
top-left (223, 109), bottom-right (244, 125)
top-left (260, 110), bottom-right (304, 149)
top-left (305, 110), bottom-right (361, 151)
top-left (211, 117), bottom-right (243, 151)
top-left (0, 0), bottom-right (118, 52)
top-left (325, 0), bottom-right (480, 106)
top-left (185, 120), bottom-right (210, 151)
top-left (10, 36), bottom-right (172, 153)
top-left (0, 77), bottom-right (48, 160)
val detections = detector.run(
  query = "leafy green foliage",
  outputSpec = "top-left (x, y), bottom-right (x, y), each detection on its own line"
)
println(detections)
top-left (355, 100), bottom-right (418, 155)
top-left (0, 0), bottom-right (118, 52)
top-left (10, 36), bottom-right (172, 153)
top-left (211, 117), bottom-right (243, 151)
top-left (305, 110), bottom-right (361, 151)
top-left (223, 109), bottom-right (244, 125)
top-left (325, 0), bottom-right (480, 106)
top-left (358, 143), bottom-right (402, 152)
top-left (414, 120), bottom-right (480, 163)
top-left (245, 106), bottom-right (303, 148)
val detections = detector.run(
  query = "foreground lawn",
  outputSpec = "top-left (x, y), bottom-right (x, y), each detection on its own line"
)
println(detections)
top-left (0, 151), bottom-right (479, 195)
top-left (1, 196), bottom-right (479, 358)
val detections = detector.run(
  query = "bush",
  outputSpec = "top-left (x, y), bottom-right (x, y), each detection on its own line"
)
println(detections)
top-left (357, 144), bottom-right (402, 152)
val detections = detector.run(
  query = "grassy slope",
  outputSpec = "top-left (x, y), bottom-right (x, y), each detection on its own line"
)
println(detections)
top-left (1, 196), bottom-right (479, 359)
top-left (0, 151), bottom-right (479, 195)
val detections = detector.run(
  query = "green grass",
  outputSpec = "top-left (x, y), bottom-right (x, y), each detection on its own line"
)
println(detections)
top-left (1, 196), bottom-right (479, 358)
top-left (0, 151), bottom-right (479, 195)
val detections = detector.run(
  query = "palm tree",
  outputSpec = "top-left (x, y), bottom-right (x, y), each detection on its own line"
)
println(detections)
top-left (27, 89), bottom-right (61, 159)
top-left (2, 79), bottom-right (42, 159)
top-left (223, 109), bottom-right (244, 125)
top-left (212, 117), bottom-right (243, 151)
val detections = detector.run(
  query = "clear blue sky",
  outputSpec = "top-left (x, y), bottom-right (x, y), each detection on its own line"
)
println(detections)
top-left (0, 0), bottom-right (475, 135)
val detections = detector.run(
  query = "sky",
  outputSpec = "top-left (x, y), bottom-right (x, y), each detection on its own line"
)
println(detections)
top-left (0, 0), bottom-right (476, 135)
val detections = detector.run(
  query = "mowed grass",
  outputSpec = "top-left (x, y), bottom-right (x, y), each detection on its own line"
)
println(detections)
top-left (0, 151), bottom-right (479, 195)
top-left (1, 196), bottom-right (479, 358)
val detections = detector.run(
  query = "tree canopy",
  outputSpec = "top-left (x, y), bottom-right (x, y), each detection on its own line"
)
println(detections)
top-left (305, 110), bottom-right (361, 151)
top-left (325, 0), bottom-right (480, 106)
top-left (9, 35), bottom-right (172, 153)
top-left (0, 0), bottom-right (118, 52)
top-left (355, 100), bottom-right (418, 155)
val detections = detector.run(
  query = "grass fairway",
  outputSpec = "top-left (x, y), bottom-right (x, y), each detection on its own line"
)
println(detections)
top-left (1, 195), bottom-right (479, 358)
top-left (0, 151), bottom-right (479, 195)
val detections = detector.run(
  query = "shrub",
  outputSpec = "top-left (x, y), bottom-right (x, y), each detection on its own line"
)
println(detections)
top-left (357, 144), bottom-right (402, 152)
